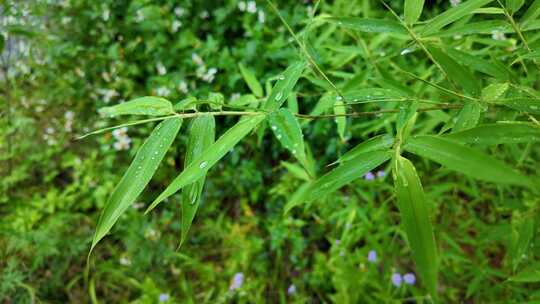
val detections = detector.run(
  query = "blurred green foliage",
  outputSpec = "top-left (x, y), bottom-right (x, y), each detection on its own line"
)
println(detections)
top-left (1, 0), bottom-right (539, 303)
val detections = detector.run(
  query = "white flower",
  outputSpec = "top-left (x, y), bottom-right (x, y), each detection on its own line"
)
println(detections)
top-left (192, 53), bottom-right (204, 66)
top-left (135, 10), bottom-right (145, 22)
top-left (75, 67), bottom-right (85, 78)
top-left (202, 67), bottom-right (217, 83)
top-left (102, 9), bottom-right (110, 21)
top-left (492, 30), bottom-right (506, 41)
top-left (144, 228), bottom-right (159, 240)
top-left (247, 1), bottom-right (257, 13)
top-left (61, 17), bottom-right (71, 25)
top-left (45, 127), bottom-right (55, 135)
top-left (238, 1), bottom-right (246, 11)
top-left (257, 10), bottom-right (265, 23)
top-left (200, 10), bottom-right (209, 19)
top-left (156, 87), bottom-right (171, 97)
top-left (65, 111), bottom-right (75, 120)
top-left (112, 127), bottom-right (128, 139)
top-left (450, 0), bottom-right (461, 7)
top-left (97, 89), bottom-right (119, 103)
top-left (113, 136), bottom-right (131, 151)
top-left (287, 284), bottom-right (296, 295)
top-left (156, 62), bottom-right (167, 75)
top-left (178, 81), bottom-right (189, 93)
top-left (171, 20), bottom-right (182, 32)
top-left (174, 7), bottom-right (185, 17)
top-left (231, 93), bottom-right (240, 101)
top-left (119, 257), bottom-right (131, 266)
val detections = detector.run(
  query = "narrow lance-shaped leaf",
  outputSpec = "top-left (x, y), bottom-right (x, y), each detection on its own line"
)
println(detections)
top-left (509, 214), bottom-right (535, 271)
top-left (453, 102), bottom-right (482, 132)
top-left (146, 114), bottom-right (266, 213)
top-left (520, 0), bottom-right (540, 26)
top-left (334, 98), bottom-right (347, 141)
top-left (421, 0), bottom-right (493, 36)
top-left (427, 45), bottom-right (481, 97)
top-left (325, 17), bottom-right (407, 35)
top-left (263, 61), bottom-right (306, 111)
top-left (403, 135), bottom-right (533, 187)
top-left (239, 63), bottom-right (263, 98)
top-left (332, 134), bottom-right (394, 164)
top-left (445, 122), bottom-right (540, 144)
top-left (180, 115), bottom-right (215, 248)
top-left (405, 0), bottom-right (425, 24)
top-left (91, 117), bottom-right (183, 252)
top-left (393, 156), bottom-right (438, 297)
top-left (99, 96), bottom-right (174, 116)
top-left (287, 150), bottom-right (392, 210)
top-left (268, 109), bottom-right (308, 168)
top-left (494, 97), bottom-right (540, 114)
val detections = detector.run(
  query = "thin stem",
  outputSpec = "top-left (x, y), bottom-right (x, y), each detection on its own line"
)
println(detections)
top-left (295, 104), bottom-right (462, 119)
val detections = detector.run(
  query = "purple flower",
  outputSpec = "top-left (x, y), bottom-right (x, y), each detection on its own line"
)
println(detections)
top-left (335, 239), bottom-right (341, 246)
top-left (158, 293), bottom-right (170, 302)
top-left (364, 171), bottom-right (375, 181)
top-left (391, 273), bottom-right (402, 287)
top-left (403, 273), bottom-right (416, 285)
top-left (367, 250), bottom-right (377, 263)
top-left (376, 170), bottom-right (386, 178)
top-left (229, 272), bottom-right (244, 291)
top-left (287, 284), bottom-right (297, 295)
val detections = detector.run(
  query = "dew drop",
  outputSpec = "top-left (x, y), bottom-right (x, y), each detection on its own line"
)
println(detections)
top-left (275, 92), bottom-right (283, 101)
top-left (277, 134), bottom-right (282, 139)
top-left (277, 75), bottom-right (285, 80)
top-left (199, 161), bottom-right (208, 169)
top-left (271, 125), bottom-right (277, 130)
top-left (336, 96), bottom-right (343, 101)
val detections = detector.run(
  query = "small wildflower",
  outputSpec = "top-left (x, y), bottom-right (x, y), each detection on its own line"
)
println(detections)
top-left (376, 170), bottom-right (386, 178)
top-left (171, 20), bottom-right (182, 32)
top-left (231, 93), bottom-right (241, 101)
top-left (257, 10), bottom-right (265, 23)
top-left (144, 228), bottom-right (159, 240)
top-left (158, 293), bottom-right (170, 302)
top-left (247, 1), bottom-right (257, 13)
top-left (202, 67), bottom-right (217, 83)
top-left (132, 202), bottom-right (144, 209)
top-left (61, 16), bottom-right (71, 25)
top-left (491, 30), bottom-right (506, 41)
top-left (174, 7), bottom-right (185, 17)
top-left (200, 10), bottom-right (209, 19)
top-left (156, 62), bottom-right (167, 75)
top-left (113, 137), bottom-right (131, 151)
top-left (391, 273), bottom-right (402, 287)
top-left (230, 272), bottom-right (244, 291)
top-left (135, 10), bottom-right (145, 22)
top-left (97, 88), bottom-right (119, 103)
top-left (178, 81), bottom-right (189, 94)
top-left (192, 53), bottom-right (204, 66)
top-left (112, 127), bottom-right (128, 139)
top-left (102, 9), bottom-right (110, 21)
top-left (367, 250), bottom-right (377, 263)
top-left (119, 257), bottom-right (131, 266)
top-left (287, 284), bottom-right (297, 295)
top-left (238, 1), bottom-right (246, 12)
top-left (450, 0), bottom-right (461, 7)
top-left (65, 111), bottom-right (75, 120)
top-left (364, 171), bottom-right (375, 181)
top-left (156, 87), bottom-right (171, 97)
top-left (403, 273), bottom-right (416, 285)
top-left (335, 239), bottom-right (341, 246)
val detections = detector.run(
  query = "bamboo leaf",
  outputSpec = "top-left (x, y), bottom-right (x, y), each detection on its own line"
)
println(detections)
top-left (393, 156), bottom-right (438, 297)
top-left (325, 17), bottom-right (407, 35)
top-left (446, 48), bottom-right (510, 81)
top-left (268, 109), bottom-right (307, 166)
top-left (239, 63), bottom-right (263, 98)
top-left (91, 117), bottom-right (183, 252)
top-left (421, 0), bottom-right (493, 36)
top-left (493, 98), bottom-right (540, 114)
top-left (506, 0), bottom-right (525, 14)
top-left (290, 150), bottom-right (392, 208)
top-left (446, 123), bottom-right (540, 144)
top-left (508, 265), bottom-right (540, 282)
top-left (520, 0), bottom-right (540, 26)
top-left (333, 134), bottom-right (394, 164)
top-left (482, 83), bottom-right (509, 100)
top-left (428, 20), bottom-right (511, 37)
top-left (146, 115), bottom-right (266, 213)
top-left (510, 214), bottom-right (535, 271)
top-left (453, 102), bottom-right (482, 132)
top-left (263, 61), bottom-right (306, 111)
top-left (180, 115), bottom-right (215, 248)
top-left (334, 99), bottom-right (347, 141)
top-left (99, 96), bottom-right (174, 116)
top-left (405, 0), bottom-right (425, 24)
top-left (403, 135), bottom-right (533, 187)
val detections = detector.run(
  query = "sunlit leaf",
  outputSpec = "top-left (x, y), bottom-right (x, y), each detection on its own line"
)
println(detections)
top-left (333, 134), bottom-right (394, 164)
top-left (239, 63), bottom-right (263, 98)
top-left (404, 135), bottom-right (533, 187)
top-left (99, 96), bottom-right (174, 116)
top-left (146, 115), bottom-right (266, 213)
top-left (405, 0), bottom-right (425, 24)
top-left (180, 115), bottom-right (215, 248)
top-left (393, 156), bottom-right (438, 297)
top-left (91, 118), bottom-right (183, 252)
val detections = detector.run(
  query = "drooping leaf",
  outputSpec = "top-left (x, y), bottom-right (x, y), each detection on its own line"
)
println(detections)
top-left (334, 98), bottom-right (347, 141)
top-left (91, 117), bottom-right (183, 252)
top-left (393, 156), bottom-right (438, 297)
top-left (421, 0), bottom-right (493, 36)
top-left (99, 96), bottom-right (174, 116)
top-left (405, 0), bottom-right (425, 24)
top-left (146, 114), bottom-right (266, 213)
top-left (290, 150), bottom-right (392, 207)
top-left (239, 63), bottom-right (263, 98)
top-left (427, 45), bottom-right (481, 96)
top-left (263, 61), bottom-right (306, 111)
top-left (268, 108), bottom-right (308, 167)
top-left (333, 134), bottom-right (394, 164)
top-left (445, 123), bottom-right (540, 144)
top-left (325, 17), bottom-right (407, 35)
top-left (403, 135), bottom-right (533, 187)
top-left (453, 102), bottom-right (482, 132)
top-left (180, 115), bottom-right (215, 248)
top-left (446, 48), bottom-right (510, 81)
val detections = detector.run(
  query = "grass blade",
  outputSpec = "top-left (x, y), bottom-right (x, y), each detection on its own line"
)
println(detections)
top-left (404, 135), bottom-right (533, 187)
top-left (146, 114), bottom-right (266, 213)
top-left (90, 117), bottom-right (183, 252)
top-left (393, 156), bottom-right (438, 297)
top-left (98, 96), bottom-right (174, 116)
top-left (405, 0), bottom-right (425, 24)
top-left (179, 115), bottom-right (215, 248)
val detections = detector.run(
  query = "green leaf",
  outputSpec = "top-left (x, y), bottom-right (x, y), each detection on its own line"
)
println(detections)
top-left (405, 0), bottom-right (425, 24)
top-left (393, 156), bottom-right (438, 297)
top-left (281, 161), bottom-right (310, 181)
top-left (0, 34), bottom-right (4, 53)
top-left (268, 109), bottom-right (308, 167)
top-left (180, 115), bottom-right (215, 248)
top-left (520, 0), bottom-right (540, 26)
top-left (146, 115), bottom-right (266, 213)
top-left (291, 150), bottom-right (392, 207)
top-left (239, 63), bottom-right (263, 98)
top-left (445, 48), bottom-right (510, 81)
top-left (482, 83), bottom-right (509, 100)
top-left (333, 134), bottom-right (394, 164)
top-left (174, 96), bottom-right (198, 111)
top-left (325, 17), bottom-right (407, 35)
top-left (427, 45), bottom-right (481, 96)
top-left (91, 118), bottom-right (183, 252)
top-left (334, 99), bottom-right (347, 141)
top-left (506, 0), bottom-right (525, 14)
top-left (510, 213), bottom-right (535, 271)
top-left (208, 92), bottom-right (224, 110)
top-left (508, 266), bottom-right (540, 282)
top-left (284, 182), bottom-right (312, 214)
top-left (429, 20), bottom-right (511, 37)
top-left (494, 98), bottom-right (540, 114)
top-left (453, 102), bottom-right (482, 132)
top-left (421, 0), bottom-right (493, 36)
top-left (98, 96), bottom-right (174, 116)
top-left (445, 123), bottom-right (540, 144)
top-left (263, 61), bottom-right (306, 111)
top-left (403, 135), bottom-right (533, 187)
